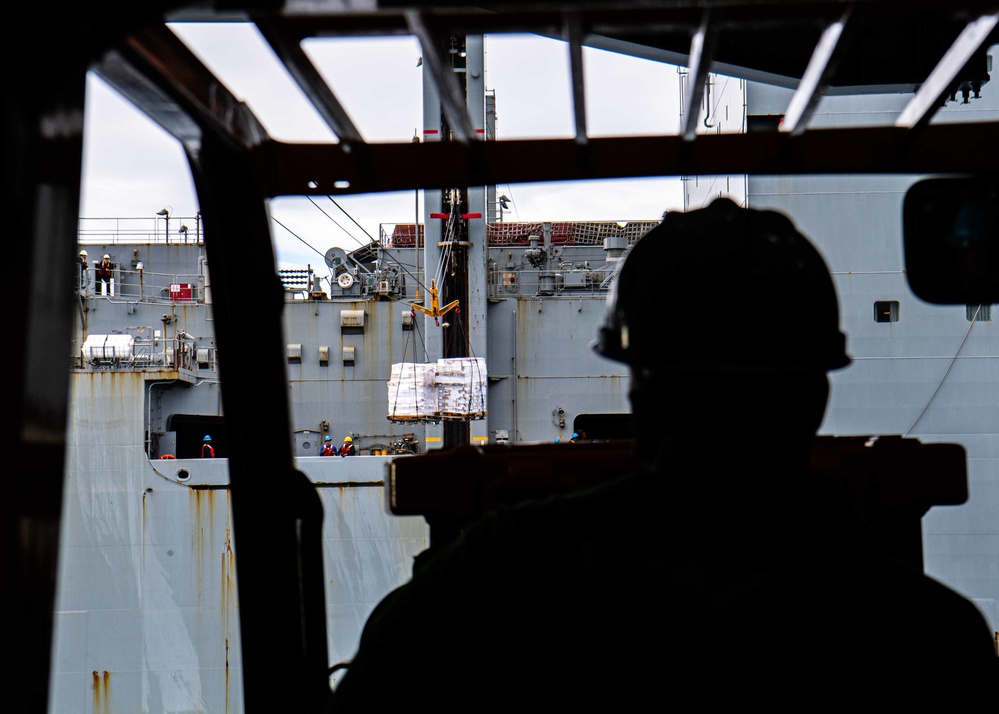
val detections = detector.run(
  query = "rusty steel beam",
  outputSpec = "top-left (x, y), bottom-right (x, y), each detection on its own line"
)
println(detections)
top-left (255, 17), bottom-right (366, 149)
top-left (249, 121), bottom-right (999, 198)
top-left (781, 7), bottom-right (852, 135)
top-left (680, 8), bottom-right (720, 142)
top-left (896, 11), bottom-right (999, 128)
top-left (405, 10), bottom-right (478, 144)
top-left (215, 1), bottom-right (999, 41)
top-left (93, 23), bottom-right (270, 152)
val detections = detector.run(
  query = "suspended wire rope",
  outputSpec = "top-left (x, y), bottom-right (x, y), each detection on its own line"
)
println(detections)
top-left (328, 197), bottom-right (377, 243)
top-left (307, 196), bottom-right (367, 249)
top-left (903, 305), bottom-right (981, 437)
top-left (276, 188), bottom-right (481, 423)
top-left (270, 216), bottom-right (329, 262)
top-left (273, 194), bottom-right (440, 297)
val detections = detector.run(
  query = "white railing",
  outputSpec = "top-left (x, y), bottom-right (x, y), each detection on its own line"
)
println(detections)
top-left (76, 266), bottom-right (203, 304)
top-left (78, 216), bottom-right (203, 246)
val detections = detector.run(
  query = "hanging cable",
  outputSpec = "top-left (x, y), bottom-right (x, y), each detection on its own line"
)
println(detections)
top-left (328, 197), bottom-right (378, 244)
top-left (388, 306), bottom-right (433, 422)
top-left (271, 217), bottom-right (329, 262)
top-left (307, 196), bottom-right (368, 248)
top-left (904, 306), bottom-right (981, 437)
top-left (280, 196), bottom-right (441, 299)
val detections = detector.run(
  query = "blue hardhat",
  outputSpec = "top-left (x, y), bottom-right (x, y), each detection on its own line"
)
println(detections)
top-left (324, 435), bottom-right (332, 441)
top-left (203, 435), bottom-right (212, 441)
top-left (572, 432), bottom-right (579, 439)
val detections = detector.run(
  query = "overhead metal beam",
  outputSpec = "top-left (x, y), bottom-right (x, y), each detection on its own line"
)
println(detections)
top-left (681, 9), bottom-right (718, 141)
top-left (564, 10), bottom-right (589, 145)
top-left (251, 121), bottom-right (999, 197)
top-left (255, 18), bottom-right (366, 150)
top-left (781, 7), bottom-right (851, 135)
top-left (405, 10), bottom-right (477, 143)
top-left (93, 24), bottom-right (269, 152)
top-left (896, 11), bottom-right (999, 128)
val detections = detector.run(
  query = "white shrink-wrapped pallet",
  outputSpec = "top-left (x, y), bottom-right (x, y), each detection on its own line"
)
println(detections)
top-left (390, 361), bottom-right (436, 385)
top-left (387, 362), bottom-right (437, 419)
top-left (436, 357), bottom-right (487, 417)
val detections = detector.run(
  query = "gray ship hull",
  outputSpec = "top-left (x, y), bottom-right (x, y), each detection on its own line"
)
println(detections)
top-left (53, 371), bottom-right (428, 712)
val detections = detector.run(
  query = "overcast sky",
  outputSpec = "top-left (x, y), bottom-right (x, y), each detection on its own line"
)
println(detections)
top-left (79, 25), bottom-right (687, 268)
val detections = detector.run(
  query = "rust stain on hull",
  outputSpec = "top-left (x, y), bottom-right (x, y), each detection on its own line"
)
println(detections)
top-left (92, 670), bottom-right (110, 714)
top-left (222, 522), bottom-right (235, 712)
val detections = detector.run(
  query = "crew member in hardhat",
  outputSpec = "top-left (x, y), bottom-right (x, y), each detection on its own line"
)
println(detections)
top-left (76, 249), bottom-right (89, 292)
top-left (96, 253), bottom-right (113, 295)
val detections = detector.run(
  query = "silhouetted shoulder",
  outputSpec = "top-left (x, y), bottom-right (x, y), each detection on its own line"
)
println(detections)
top-left (327, 469), bottom-right (998, 711)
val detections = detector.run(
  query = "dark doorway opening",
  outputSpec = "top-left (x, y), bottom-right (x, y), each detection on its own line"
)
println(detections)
top-left (571, 413), bottom-right (633, 443)
top-left (168, 414), bottom-right (228, 458)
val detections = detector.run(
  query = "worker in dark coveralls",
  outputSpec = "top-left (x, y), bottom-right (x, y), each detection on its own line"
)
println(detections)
top-left (76, 249), bottom-right (89, 293)
top-left (325, 198), bottom-right (998, 711)
top-left (96, 253), bottom-right (113, 295)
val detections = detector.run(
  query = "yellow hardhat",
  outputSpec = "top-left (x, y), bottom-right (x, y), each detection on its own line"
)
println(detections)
top-left (344, 436), bottom-right (353, 442)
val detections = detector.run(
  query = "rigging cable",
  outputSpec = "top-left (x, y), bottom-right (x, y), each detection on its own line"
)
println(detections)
top-left (275, 201), bottom-right (438, 298)
top-left (271, 216), bottom-right (329, 262)
top-left (388, 306), bottom-right (433, 421)
top-left (328, 197), bottom-right (377, 243)
top-left (309, 196), bottom-right (369, 249)
top-left (903, 305), bottom-right (981, 437)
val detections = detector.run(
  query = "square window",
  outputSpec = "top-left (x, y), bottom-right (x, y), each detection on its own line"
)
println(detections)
top-left (874, 301), bottom-right (899, 323)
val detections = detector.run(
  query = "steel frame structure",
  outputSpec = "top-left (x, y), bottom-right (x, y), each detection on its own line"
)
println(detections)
top-left (7, 2), bottom-right (998, 711)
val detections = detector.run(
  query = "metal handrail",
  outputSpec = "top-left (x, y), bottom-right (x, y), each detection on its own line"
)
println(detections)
top-left (78, 215), bottom-right (203, 245)
top-left (76, 266), bottom-right (203, 303)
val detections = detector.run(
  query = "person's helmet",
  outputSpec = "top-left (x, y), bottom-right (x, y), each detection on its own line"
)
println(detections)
top-left (324, 435), bottom-right (332, 442)
top-left (203, 435), bottom-right (212, 441)
top-left (344, 436), bottom-right (353, 442)
top-left (79, 249), bottom-right (87, 256)
top-left (572, 432), bottom-right (579, 439)
top-left (103, 254), bottom-right (110, 260)
top-left (593, 197), bottom-right (850, 372)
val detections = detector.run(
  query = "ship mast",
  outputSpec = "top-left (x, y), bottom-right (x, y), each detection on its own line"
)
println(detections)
top-left (420, 33), bottom-right (489, 452)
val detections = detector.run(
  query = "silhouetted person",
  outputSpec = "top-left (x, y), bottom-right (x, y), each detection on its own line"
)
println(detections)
top-left (326, 198), bottom-right (998, 711)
